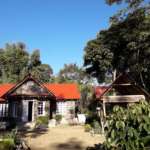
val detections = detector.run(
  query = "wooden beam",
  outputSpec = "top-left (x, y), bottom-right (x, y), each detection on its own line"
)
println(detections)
top-left (101, 95), bottom-right (145, 103)
top-left (102, 102), bottom-right (106, 117)
top-left (112, 83), bottom-right (132, 86)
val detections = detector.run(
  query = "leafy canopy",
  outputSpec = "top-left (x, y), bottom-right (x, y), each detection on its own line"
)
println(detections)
top-left (0, 43), bottom-right (53, 83)
top-left (84, 1), bottom-right (150, 91)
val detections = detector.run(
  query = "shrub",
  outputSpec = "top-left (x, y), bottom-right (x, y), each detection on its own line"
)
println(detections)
top-left (104, 100), bottom-right (150, 149)
top-left (55, 114), bottom-right (62, 124)
top-left (92, 120), bottom-right (101, 134)
top-left (84, 124), bottom-right (92, 132)
top-left (0, 138), bottom-right (15, 150)
top-left (85, 111), bottom-right (100, 125)
top-left (0, 130), bottom-right (17, 150)
top-left (35, 116), bottom-right (49, 127)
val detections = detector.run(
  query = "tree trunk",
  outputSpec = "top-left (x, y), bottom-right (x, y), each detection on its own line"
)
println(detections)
top-left (112, 69), bottom-right (117, 81)
top-left (139, 72), bottom-right (146, 88)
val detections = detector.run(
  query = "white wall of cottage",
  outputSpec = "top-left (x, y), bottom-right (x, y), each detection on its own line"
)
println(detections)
top-left (56, 101), bottom-right (76, 119)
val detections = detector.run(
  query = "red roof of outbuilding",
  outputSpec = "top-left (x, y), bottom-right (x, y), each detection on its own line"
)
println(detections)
top-left (0, 83), bottom-right (80, 101)
top-left (44, 83), bottom-right (80, 100)
top-left (94, 86), bottom-right (109, 99)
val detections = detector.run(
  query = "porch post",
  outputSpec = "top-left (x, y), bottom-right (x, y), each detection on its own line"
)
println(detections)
top-left (45, 100), bottom-right (50, 117)
top-left (102, 101), bottom-right (106, 117)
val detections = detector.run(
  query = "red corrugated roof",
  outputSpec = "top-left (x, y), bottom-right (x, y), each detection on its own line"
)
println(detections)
top-left (0, 84), bottom-right (15, 97)
top-left (0, 83), bottom-right (80, 101)
top-left (44, 83), bottom-right (80, 100)
top-left (95, 86), bottom-right (109, 99)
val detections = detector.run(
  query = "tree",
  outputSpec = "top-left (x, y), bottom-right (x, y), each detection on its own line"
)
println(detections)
top-left (106, 0), bottom-right (145, 6)
top-left (56, 63), bottom-right (86, 84)
top-left (29, 50), bottom-right (53, 82)
top-left (0, 43), bottom-right (29, 82)
top-left (84, 39), bottom-right (113, 83)
top-left (30, 49), bottom-right (41, 68)
top-left (105, 0), bottom-right (149, 24)
top-left (31, 64), bottom-right (53, 83)
top-left (55, 63), bottom-right (95, 113)
top-left (0, 43), bottom-right (53, 83)
top-left (84, 2), bottom-right (150, 91)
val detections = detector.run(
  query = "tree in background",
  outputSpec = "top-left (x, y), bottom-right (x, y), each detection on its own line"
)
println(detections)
top-left (84, 0), bottom-right (150, 91)
top-left (0, 43), bottom-right (53, 83)
top-left (29, 49), bottom-right (53, 82)
top-left (0, 43), bottom-right (29, 83)
top-left (54, 63), bottom-right (96, 113)
top-left (31, 64), bottom-right (53, 83)
top-left (55, 63), bottom-right (86, 84)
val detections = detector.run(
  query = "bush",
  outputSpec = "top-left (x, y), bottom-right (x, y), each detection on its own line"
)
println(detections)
top-left (92, 120), bottom-right (101, 134)
top-left (0, 129), bottom-right (17, 150)
top-left (55, 114), bottom-right (62, 124)
top-left (0, 138), bottom-right (15, 150)
top-left (84, 124), bottom-right (92, 132)
top-left (104, 100), bottom-right (150, 149)
top-left (85, 112), bottom-right (100, 125)
top-left (35, 116), bottom-right (49, 128)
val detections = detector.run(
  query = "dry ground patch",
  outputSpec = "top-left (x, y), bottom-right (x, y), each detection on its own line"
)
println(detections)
top-left (23, 125), bottom-right (105, 150)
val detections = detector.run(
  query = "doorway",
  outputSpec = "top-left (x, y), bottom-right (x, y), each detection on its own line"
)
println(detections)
top-left (28, 101), bottom-right (33, 122)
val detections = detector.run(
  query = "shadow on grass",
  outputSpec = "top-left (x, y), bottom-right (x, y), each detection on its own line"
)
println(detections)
top-left (20, 127), bottom-right (48, 138)
top-left (51, 138), bottom-right (84, 150)
top-left (86, 143), bottom-right (104, 150)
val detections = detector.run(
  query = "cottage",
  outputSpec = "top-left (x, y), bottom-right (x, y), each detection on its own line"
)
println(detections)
top-left (0, 74), bottom-right (80, 124)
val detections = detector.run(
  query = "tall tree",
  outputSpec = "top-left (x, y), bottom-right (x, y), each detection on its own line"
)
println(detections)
top-left (84, 2), bottom-right (150, 91)
top-left (31, 64), bottom-right (53, 83)
top-left (30, 49), bottom-right (41, 68)
top-left (0, 43), bottom-right (53, 83)
top-left (0, 43), bottom-right (29, 82)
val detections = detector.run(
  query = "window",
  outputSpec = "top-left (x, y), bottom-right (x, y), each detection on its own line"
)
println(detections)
top-left (0, 104), bottom-right (8, 117)
top-left (57, 102), bottom-right (67, 115)
top-left (38, 102), bottom-right (44, 115)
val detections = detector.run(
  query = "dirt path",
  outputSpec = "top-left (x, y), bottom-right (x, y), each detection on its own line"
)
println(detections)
top-left (23, 125), bottom-right (105, 150)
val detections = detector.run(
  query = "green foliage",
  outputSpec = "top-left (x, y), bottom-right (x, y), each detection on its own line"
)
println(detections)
top-left (80, 84), bottom-right (94, 113)
top-left (104, 100), bottom-right (150, 149)
top-left (54, 63), bottom-right (95, 114)
top-left (0, 129), bottom-right (18, 150)
top-left (55, 63), bottom-right (87, 84)
top-left (36, 116), bottom-right (49, 127)
top-left (55, 114), bottom-right (62, 123)
top-left (84, 124), bottom-right (92, 132)
top-left (92, 120), bottom-right (102, 134)
top-left (84, 39), bottom-right (113, 82)
top-left (0, 42), bottom-right (53, 83)
top-left (0, 139), bottom-right (15, 150)
top-left (30, 49), bottom-right (41, 67)
top-left (106, 0), bottom-right (144, 6)
top-left (84, 4), bottom-right (150, 91)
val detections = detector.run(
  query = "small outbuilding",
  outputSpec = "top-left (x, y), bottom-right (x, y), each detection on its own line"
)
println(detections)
top-left (95, 73), bottom-right (150, 117)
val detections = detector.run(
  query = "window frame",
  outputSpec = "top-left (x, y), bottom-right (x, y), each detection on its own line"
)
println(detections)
top-left (37, 101), bottom-right (45, 116)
